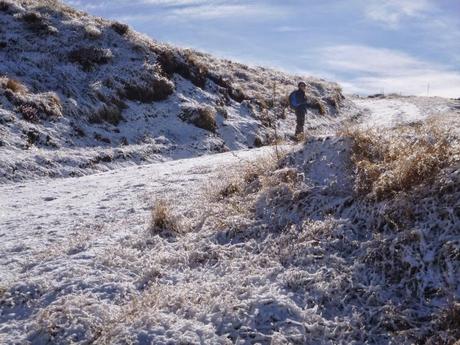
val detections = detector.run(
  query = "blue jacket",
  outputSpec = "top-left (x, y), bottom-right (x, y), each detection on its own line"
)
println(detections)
top-left (289, 89), bottom-right (308, 109)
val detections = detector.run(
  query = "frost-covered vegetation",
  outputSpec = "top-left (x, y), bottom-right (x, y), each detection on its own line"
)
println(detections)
top-left (1, 113), bottom-right (458, 344)
top-left (1, 0), bottom-right (459, 344)
top-left (0, 0), bottom-right (348, 183)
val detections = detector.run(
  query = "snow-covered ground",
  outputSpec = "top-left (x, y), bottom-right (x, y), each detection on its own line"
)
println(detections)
top-left (353, 95), bottom-right (458, 128)
top-left (1, 95), bottom-right (459, 344)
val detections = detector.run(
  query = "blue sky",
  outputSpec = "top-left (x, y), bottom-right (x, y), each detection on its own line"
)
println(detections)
top-left (64, 0), bottom-right (460, 97)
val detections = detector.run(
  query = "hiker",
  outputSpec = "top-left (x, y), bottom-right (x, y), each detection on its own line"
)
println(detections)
top-left (289, 81), bottom-right (309, 139)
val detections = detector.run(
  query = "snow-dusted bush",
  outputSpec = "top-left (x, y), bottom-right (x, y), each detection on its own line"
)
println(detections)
top-left (111, 21), bottom-right (129, 35)
top-left (84, 24), bottom-right (102, 39)
top-left (18, 104), bottom-right (39, 122)
top-left (180, 104), bottom-right (217, 132)
top-left (156, 49), bottom-right (208, 89)
top-left (8, 90), bottom-right (62, 120)
top-left (21, 10), bottom-right (57, 34)
top-left (88, 104), bottom-right (123, 125)
top-left (123, 74), bottom-right (174, 103)
top-left (68, 46), bottom-right (113, 71)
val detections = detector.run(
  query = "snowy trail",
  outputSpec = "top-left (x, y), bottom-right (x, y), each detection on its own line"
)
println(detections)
top-left (353, 96), bottom-right (458, 129)
top-left (0, 96), bottom-right (454, 282)
top-left (0, 146), bottom-right (278, 282)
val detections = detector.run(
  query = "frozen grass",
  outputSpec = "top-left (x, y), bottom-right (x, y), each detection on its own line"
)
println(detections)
top-left (5, 78), bottom-right (28, 94)
top-left (148, 199), bottom-right (183, 237)
top-left (340, 115), bottom-right (458, 199)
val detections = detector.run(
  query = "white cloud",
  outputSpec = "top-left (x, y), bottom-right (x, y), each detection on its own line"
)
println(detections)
top-left (364, 0), bottom-right (433, 27)
top-left (310, 45), bottom-right (460, 98)
top-left (64, 0), bottom-right (287, 20)
top-left (168, 3), bottom-right (286, 20)
top-left (273, 26), bottom-right (306, 33)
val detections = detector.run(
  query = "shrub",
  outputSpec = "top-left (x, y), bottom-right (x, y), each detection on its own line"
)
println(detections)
top-left (69, 46), bottom-right (113, 71)
top-left (148, 200), bottom-right (181, 236)
top-left (111, 21), bottom-right (129, 35)
top-left (179, 105), bottom-right (217, 132)
top-left (21, 11), bottom-right (51, 32)
top-left (84, 25), bottom-right (102, 39)
top-left (5, 78), bottom-right (27, 94)
top-left (89, 103), bottom-right (123, 125)
top-left (157, 49), bottom-right (208, 89)
top-left (316, 99), bottom-right (327, 115)
top-left (39, 92), bottom-right (62, 118)
top-left (18, 104), bottom-right (39, 122)
top-left (228, 87), bottom-right (247, 103)
top-left (123, 75), bottom-right (174, 103)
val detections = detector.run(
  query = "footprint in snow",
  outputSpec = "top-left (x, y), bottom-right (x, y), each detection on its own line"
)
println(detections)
top-left (43, 196), bottom-right (56, 202)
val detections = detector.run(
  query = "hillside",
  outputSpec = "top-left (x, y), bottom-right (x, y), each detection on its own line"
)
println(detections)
top-left (1, 1), bottom-right (460, 344)
top-left (0, 0), bottom-right (348, 183)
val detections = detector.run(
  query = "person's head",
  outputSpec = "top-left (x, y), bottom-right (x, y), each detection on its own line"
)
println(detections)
top-left (298, 81), bottom-right (307, 91)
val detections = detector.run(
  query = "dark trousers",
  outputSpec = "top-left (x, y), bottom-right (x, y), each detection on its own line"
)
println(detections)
top-left (295, 106), bottom-right (306, 135)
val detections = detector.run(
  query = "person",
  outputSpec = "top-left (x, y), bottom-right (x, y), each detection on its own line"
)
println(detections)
top-left (289, 81), bottom-right (309, 139)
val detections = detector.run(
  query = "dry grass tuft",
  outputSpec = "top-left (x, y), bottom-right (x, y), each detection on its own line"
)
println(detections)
top-left (148, 200), bottom-right (181, 237)
top-left (69, 46), bottom-right (113, 71)
top-left (89, 104), bottom-right (123, 125)
top-left (156, 49), bottom-right (208, 89)
top-left (214, 150), bottom-right (283, 202)
top-left (180, 105), bottom-right (217, 132)
top-left (111, 21), bottom-right (129, 35)
top-left (340, 118), bottom-right (456, 199)
top-left (123, 75), bottom-right (174, 103)
top-left (5, 78), bottom-right (27, 94)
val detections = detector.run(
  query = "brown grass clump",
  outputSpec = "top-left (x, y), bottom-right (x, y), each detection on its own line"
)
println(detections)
top-left (215, 151), bottom-right (282, 201)
top-left (5, 78), bottom-right (27, 94)
top-left (156, 49), bottom-right (208, 89)
top-left (180, 105), bottom-right (217, 132)
top-left (21, 11), bottom-right (53, 33)
top-left (148, 200), bottom-right (181, 237)
top-left (123, 75), bottom-right (174, 103)
top-left (340, 118), bottom-right (456, 199)
top-left (89, 104), bottom-right (123, 125)
top-left (69, 46), bottom-right (113, 71)
top-left (111, 21), bottom-right (129, 35)
top-left (316, 98), bottom-right (327, 115)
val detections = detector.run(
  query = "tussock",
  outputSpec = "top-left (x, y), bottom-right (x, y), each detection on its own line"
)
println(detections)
top-left (148, 199), bottom-right (181, 237)
top-left (111, 21), bottom-right (129, 35)
top-left (69, 46), bottom-right (113, 71)
top-left (5, 78), bottom-right (27, 94)
top-left (340, 117), bottom-right (456, 199)
top-left (179, 104), bottom-right (217, 132)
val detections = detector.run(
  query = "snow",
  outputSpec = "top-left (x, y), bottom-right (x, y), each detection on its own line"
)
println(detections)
top-left (353, 95), bottom-right (458, 129)
top-left (1, 0), bottom-right (460, 343)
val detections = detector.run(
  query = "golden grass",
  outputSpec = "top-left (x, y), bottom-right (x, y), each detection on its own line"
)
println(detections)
top-left (340, 117), bottom-right (457, 199)
top-left (148, 200), bottom-right (181, 236)
top-left (5, 78), bottom-right (28, 94)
